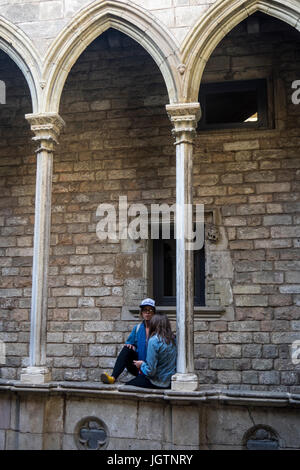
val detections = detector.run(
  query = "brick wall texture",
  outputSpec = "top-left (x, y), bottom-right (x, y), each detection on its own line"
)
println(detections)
top-left (0, 14), bottom-right (300, 391)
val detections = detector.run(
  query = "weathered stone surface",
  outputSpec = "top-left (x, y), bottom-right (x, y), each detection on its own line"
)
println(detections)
top-left (258, 371), bottom-right (280, 385)
top-left (242, 371), bottom-right (259, 384)
top-left (0, 430), bottom-right (5, 450)
top-left (206, 406), bottom-right (252, 446)
top-left (65, 398), bottom-right (138, 439)
top-left (89, 345), bottom-right (116, 356)
top-left (217, 371), bottom-right (242, 383)
top-left (115, 254), bottom-right (143, 279)
top-left (1, 10), bottom-right (300, 394)
top-left (262, 345), bottom-right (278, 359)
top-left (252, 359), bottom-right (273, 371)
top-left (18, 433), bottom-right (43, 451)
top-left (216, 345), bottom-right (242, 358)
top-left (46, 344), bottom-right (73, 356)
top-left (171, 406), bottom-right (199, 446)
top-left (242, 345), bottom-right (262, 358)
top-left (44, 397), bottom-right (64, 433)
top-left (223, 140), bottom-right (259, 152)
top-left (137, 402), bottom-right (165, 442)
top-left (43, 433), bottom-right (63, 451)
top-left (219, 333), bottom-right (253, 344)
top-left (0, 395), bottom-right (11, 429)
top-left (19, 395), bottom-right (45, 434)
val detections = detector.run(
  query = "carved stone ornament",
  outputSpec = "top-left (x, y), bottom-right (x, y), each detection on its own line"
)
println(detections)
top-left (206, 223), bottom-right (220, 242)
top-left (76, 417), bottom-right (109, 450)
top-left (26, 112), bottom-right (65, 152)
top-left (244, 425), bottom-right (279, 450)
top-left (177, 63), bottom-right (186, 75)
top-left (166, 103), bottom-right (201, 145)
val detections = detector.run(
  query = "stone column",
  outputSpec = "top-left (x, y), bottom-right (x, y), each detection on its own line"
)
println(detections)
top-left (20, 113), bottom-right (65, 384)
top-left (166, 103), bottom-right (201, 392)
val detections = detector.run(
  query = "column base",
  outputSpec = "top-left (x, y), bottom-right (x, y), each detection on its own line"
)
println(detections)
top-left (20, 367), bottom-right (51, 384)
top-left (171, 373), bottom-right (198, 392)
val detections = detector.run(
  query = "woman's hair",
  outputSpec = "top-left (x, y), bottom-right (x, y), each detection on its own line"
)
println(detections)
top-left (149, 313), bottom-right (175, 345)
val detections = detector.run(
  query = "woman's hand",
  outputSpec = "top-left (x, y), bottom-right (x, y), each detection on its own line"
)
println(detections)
top-left (125, 344), bottom-right (136, 351)
top-left (133, 360), bottom-right (144, 369)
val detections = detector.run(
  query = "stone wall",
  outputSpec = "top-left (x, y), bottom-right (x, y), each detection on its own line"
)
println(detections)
top-left (193, 14), bottom-right (300, 391)
top-left (0, 50), bottom-right (34, 378)
top-left (0, 14), bottom-right (300, 391)
top-left (1, 384), bottom-right (300, 450)
top-left (48, 30), bottom-right (172, 382)
top-left (0, 0), bottom-right (217, 54)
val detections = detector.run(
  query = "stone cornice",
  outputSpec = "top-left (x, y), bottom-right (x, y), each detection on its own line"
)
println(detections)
top-left (1, 380), bottom-right (300, 408)
top-left (26, 112), bottom-right (65, 152)
top-left (166, 103), bottom-right (201, 145)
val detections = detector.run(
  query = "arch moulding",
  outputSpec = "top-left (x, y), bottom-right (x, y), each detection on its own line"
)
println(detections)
top-left (0, 15), bottom-right (41, 113)
top-left (181, 0), bottom-right (300, 102)
top-left (42, 0), bottom-right (182, 113)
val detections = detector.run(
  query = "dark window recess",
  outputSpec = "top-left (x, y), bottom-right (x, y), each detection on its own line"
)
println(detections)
top-left (198, 79), bottom-right (268, 130)
top-left (153, 229), bottom-right (205, 306)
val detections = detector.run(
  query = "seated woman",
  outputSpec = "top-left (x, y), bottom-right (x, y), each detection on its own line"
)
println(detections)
top-left (101, 298), bottom-right (156, 384)
top-left (126, 313), bottom-right (176, 390)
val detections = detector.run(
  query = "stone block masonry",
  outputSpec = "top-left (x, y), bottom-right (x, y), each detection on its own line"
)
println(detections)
top-left (0, 49), bottom-right (35, 379)
top-left (0, 0), bottom-right (216, 54)
top-left (194, 15), bottom-right (300, 392)
top-left (1, 385), bottom-right (300, 450)
top-left (0, 15), bottom-right (300, 392)
top-left (43, 30), bottom-right (172, 383)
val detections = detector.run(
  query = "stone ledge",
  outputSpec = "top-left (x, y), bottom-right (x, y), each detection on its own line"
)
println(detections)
top-left (0, 379), bottom-right (300, 407)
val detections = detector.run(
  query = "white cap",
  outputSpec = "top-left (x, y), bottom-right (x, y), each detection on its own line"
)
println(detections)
top-left (139, 298), bottom-right (156, 309)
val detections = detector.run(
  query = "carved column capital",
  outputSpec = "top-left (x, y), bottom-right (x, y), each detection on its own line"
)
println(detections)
top-left (166, 102), bottom-right (201, 145)
top-left (26, 112), bottom-right (65, 152)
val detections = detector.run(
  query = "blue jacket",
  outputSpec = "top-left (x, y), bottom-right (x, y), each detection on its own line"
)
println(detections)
top-left (140, 334), bottom-right (177, 388)
top-left (125, 321), bottom-right (148, 361)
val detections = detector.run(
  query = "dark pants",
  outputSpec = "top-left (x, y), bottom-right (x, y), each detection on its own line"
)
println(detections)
top-left (112, 346), bottom-right (139, 379)
top-left (126, 375), bottom-right (170, 389)
top-left (112, 346), bottom-right (170, 389)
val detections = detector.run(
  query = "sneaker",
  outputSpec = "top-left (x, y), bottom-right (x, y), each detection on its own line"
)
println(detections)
top-left (101, 372), bottom-right (115, 384)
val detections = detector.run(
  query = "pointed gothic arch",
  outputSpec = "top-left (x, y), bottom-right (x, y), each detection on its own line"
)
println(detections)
top-left (0, 16), bottom-right (41, 112)
top-left (42, 0), bottom-right (182, 113)
top-left (181, 0), bottom-right (300, 102)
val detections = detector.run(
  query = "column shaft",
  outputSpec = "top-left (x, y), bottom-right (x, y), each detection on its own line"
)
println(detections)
top-left (30, 147), bottom-right (53, 366)
top-left (176, 140), bottom-right (194, 374)
top-left (166, 103), bottom-right (201, 391)
top-left (20, 113), bottom-right (65, 384)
